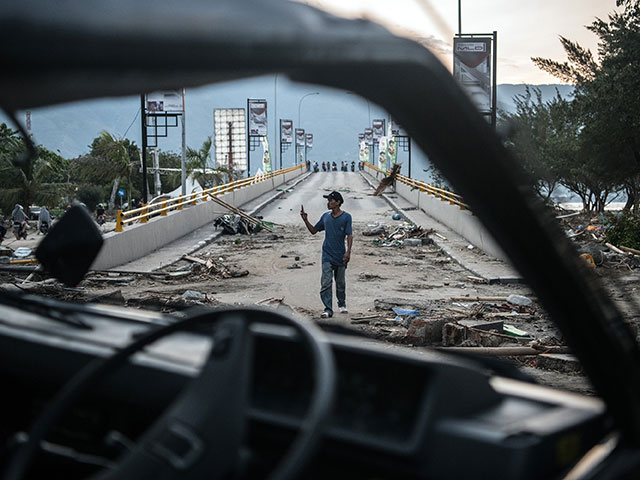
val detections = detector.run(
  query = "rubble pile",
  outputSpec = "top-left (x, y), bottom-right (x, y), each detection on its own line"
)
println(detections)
top-left (182, 254), bottom-right (249, 279)
top-left (363, 223), bottom-right (435, 247)
top-left (214, 214), bottom-right (261, 235)
top-left (559, 210), bottom-right (640, 270)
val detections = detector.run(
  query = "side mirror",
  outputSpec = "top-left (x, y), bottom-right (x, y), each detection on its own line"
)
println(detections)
top-left (36, 205), bottom-right (104, 287)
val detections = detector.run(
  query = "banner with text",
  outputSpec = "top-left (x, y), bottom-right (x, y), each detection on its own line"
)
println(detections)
top-left (146, 90), bottom-right (184, 113)
top-left (280, 119), bottom-right (293, 144)
top-left (372, 119), bottom-right (385, 141)
top-left (453, 37), bottom-right (492, 113)
top-left (248, 99), bottom-right (268, 136)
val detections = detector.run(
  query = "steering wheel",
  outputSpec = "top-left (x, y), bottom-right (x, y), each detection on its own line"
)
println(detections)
top-left (5, 307), bottom-right (336, 480)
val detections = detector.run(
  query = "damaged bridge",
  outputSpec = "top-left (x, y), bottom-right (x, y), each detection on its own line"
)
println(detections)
top-left (93, 163), bottom-right (519, 284)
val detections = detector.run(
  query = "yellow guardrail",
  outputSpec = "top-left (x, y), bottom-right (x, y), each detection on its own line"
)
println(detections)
top-left (115, 163), bottom-right (305, 232)
top-left (363, 162), bottom-right (469, 211)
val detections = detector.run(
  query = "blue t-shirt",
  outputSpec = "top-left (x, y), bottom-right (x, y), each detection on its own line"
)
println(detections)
top-left (314, 211), bottom-right (353, 266)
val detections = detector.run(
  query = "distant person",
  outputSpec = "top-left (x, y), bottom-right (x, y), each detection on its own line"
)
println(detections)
top-left (331, 161), bottom-right (337, 171)
top-left (37, 205), bottom-right (51, 234)
top-left (95, 203), bottom-right (106, 225)
top-left (322, 161), bottom-right (326, 172)
top-left (300, 191), bottom-right (353, 318)
top-left (11, 204), bottom-right (28, 240)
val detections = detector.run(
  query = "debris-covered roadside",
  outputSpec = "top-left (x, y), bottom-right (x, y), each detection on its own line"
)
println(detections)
top-left (557, 209), bottom-right (640, 271)
top-left (363, 222), bottom-right (434, 247)
top-left (1, 210), bottom-right (630, 396)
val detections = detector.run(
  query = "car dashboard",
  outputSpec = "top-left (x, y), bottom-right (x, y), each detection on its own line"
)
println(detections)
top-left (0, 299), bottom-right (608, 479)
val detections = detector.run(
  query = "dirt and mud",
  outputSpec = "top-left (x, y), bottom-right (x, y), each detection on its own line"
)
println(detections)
top-left (7, 209), bottom-right (640, 396)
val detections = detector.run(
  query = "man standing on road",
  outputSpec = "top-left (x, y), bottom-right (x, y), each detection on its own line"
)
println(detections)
top-left (300, 191), bottom-right (353, 318)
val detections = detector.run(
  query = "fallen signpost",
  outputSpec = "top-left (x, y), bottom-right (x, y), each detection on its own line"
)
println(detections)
top-left (206, 193), bottom-right (273, 232)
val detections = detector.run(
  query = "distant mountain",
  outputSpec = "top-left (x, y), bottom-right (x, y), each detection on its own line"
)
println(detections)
top-left (0, 78), bottom-right (573, 184)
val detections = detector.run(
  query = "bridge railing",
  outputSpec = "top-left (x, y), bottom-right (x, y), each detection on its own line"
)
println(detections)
top-left (363, 162), bottom-right (469, 211)
top-left (115, 163), bottom-right (305, 232)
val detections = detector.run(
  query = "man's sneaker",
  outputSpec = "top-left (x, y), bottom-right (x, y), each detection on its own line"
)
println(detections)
top-left (339, 306), bottom-right (348, 314)
top-left (321, 311), bottom-right (332, 318)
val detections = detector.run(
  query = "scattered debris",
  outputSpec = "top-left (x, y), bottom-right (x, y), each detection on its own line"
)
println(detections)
top-left (503, 324), bottom-right (530, 337)
top-left (181, 290), bottom-right (206, 302)
top-left (214, 214), bottom-right (258, 235)
top-left (580, 253), bottom-right (596, 268)
top-left (207, 193), bottom-right (273, 232)
top-left (183, 254), bottom-right (248, 278)
top-left (369, 224), bottom-right (434, 247)
top-left (350, 314), bottom-right (381, 321)
top-left (358, 272), bottom-right (383, 281)
top-left (507, 294), bottom-right (532, 307)
top-left (466, 275), bottom-right (487, 284)
top-left (619, 245), bottom-right (640, 256)
top-left (87, 290), bottom-right (126, 306)
top-left (373, 164), bottom-right (401, 195)
top-left (13, 247), bottom-right (32, 258)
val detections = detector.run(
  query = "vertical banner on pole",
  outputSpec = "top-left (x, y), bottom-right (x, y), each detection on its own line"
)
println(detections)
top-left (372, 119), bottom-right (385, 142)
top-left (261, 136), bottom-right (272, 173)
top-left (295, 128), bottom-right (305, 165)
top-left (281, 120), bottom-right (293, 144)
top-left (453, 36), bottom-right (492, 115)
top-left (378, 137), bottom-right (388, 173)
top-left (248, 100), bottom-right (268, 136)
top-left (364, 128), bottom-right (373, 146)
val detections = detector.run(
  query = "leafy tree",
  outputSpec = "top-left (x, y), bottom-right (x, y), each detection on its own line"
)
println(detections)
top-left (87, 131), bottom-right (133, 209)
top-left (0, 123), bottom-right (71, 215)
top-left (186, 137), bottom-right (229, 188)
top-left (503, 88), bottom-right (566, 202)
top-left (532, 0), bottom-right (640, 212)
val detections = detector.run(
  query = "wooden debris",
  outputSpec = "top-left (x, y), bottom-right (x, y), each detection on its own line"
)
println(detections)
top-left (350, 314), bottom-right (381, 321)
top-left (466, 275), bottom-right (487, 283)
top-left (439, 345), bottom-right (570, 356)
top-left (455, 321), bottom-right (530, 341)
top-left (206, 193), bottom-right (273, 232)
top-left (449, 296), bottom-right (508, 302)
top-left (374, 164), bottom-right (401, 196)
top-left (619, 245), bottom-right (640, 256)
top-left (255, 297), bottom-right (285, 305)
top-left (434, 232), bottom-right (447, 241)
top-left (438, 346), bottom-right (540, 356)
top-left (183, 255), bottom-right (208, 265)
top-left (605, 243), bottom-right (626, 255)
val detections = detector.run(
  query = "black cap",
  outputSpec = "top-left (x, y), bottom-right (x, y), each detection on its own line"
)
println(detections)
top-left (323, 191), bottom-right (344, 204)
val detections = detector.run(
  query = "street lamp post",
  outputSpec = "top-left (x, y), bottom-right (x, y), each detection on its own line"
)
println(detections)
top-left (298, 92), bottom-right (319, 127)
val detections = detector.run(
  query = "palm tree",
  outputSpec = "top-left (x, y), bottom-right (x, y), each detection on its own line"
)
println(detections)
top-left (186, 137), bottom-right (229, 189)
top-left (0, 127), bottom-right (71, 215)
top-left (91, 131), bottom-right (132, 209)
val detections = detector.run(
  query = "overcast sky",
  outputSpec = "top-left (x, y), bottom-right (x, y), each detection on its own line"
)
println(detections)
top-left (299, 0), bottom-right (621, 84)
